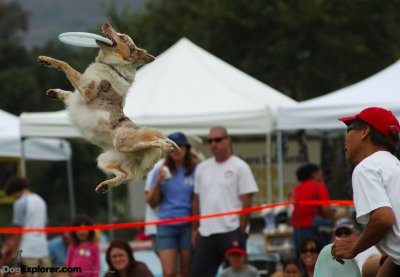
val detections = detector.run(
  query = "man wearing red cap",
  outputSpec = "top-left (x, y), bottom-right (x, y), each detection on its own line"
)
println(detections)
top-left (332, 107), bottom-right (400, 276)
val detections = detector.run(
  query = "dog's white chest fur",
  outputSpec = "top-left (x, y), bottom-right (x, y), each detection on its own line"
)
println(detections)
top-left (66, 92), bottom-right (110, 146)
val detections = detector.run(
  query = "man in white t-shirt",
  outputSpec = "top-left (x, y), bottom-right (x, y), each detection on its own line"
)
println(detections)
top-left (4, 176), bottom-right (51, 277)
top-left (332, 107), bottom-right (400, 276)
top-left (191, 126), bottom-right (259, 277)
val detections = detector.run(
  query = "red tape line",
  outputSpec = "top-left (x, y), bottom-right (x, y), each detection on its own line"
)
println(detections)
top-left (0, 200), bottom-right (353, 234)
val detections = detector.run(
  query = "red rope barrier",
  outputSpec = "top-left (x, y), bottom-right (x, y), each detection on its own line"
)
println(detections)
top-left (0, 200), bottom-right (353, 234)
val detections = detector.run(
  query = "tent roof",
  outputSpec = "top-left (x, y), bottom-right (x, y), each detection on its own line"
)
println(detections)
top-left (21, 38), bottom-right (296, 137)
top-left (276, 60), bottom-right (400, 131)
top-left (0, 110), bottom-right (71, 160)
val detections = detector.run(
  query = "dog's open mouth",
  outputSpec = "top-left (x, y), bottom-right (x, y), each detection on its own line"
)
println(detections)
top-left (97, 22), bottom-right (118, 47)
top-left (96, 34), bottom-right (116, 47)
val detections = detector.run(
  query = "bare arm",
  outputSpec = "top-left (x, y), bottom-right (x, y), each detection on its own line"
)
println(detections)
top-left (353, 207), bottom-right (394, 254)
top-left (319, 184), bottom-right (334, 219)
top-left (1, 230), bottom-right (21, 263)
top-left (191, 193), bottom-right (200, 245)
top-left (239, 193), bottom-right (253, 233)
top-left (146, 169), bottom-right (165, 208)
top-left (192, 193), bottom-right (200, 231)
top-left (12, 233), bottom-right (22, 254)
top-left (334, 207), bottom-right (394, 261)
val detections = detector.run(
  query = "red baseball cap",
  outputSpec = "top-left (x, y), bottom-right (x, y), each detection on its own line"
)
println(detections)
top-left (338, 107), bottom-right (400, 143)
top-left (225, 239), bottom-right (247, 256)
top-left (225, 247), bottom-right (247, 256)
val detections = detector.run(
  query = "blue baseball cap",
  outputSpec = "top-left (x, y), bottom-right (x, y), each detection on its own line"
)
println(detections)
top-left (168, 132), bottom-right (190, 146)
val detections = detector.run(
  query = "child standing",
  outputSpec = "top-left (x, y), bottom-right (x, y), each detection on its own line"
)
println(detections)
top-left (66, 214), bottom-right (100, 277)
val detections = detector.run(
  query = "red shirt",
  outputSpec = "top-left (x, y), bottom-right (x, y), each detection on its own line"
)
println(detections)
top-left (291, 180), bottom-right (330, 228)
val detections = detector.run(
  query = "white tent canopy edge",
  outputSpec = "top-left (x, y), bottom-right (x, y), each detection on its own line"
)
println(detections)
top-left (276, 59), bottom-right (400, 131)
top-left (1, 109), bottom-right (71, 160)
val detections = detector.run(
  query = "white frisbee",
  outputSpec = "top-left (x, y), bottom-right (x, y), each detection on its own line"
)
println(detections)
top-left (314, 244), bottom-right (361, 277)
top-left (58, 32), bottom-right (113, 48)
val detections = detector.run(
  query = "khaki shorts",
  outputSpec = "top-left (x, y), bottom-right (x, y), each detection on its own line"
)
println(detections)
top-left (21, 257), bottom-right (52, 277)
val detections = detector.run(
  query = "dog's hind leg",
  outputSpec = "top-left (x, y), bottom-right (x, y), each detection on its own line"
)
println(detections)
top-left (95, 151), bottom-right (132, 193)
top-left (113, 127), bottom-right (179, 154)
top-left (95, 175), bottom-right (129, 194)
top-left (46, 88), bottom-right (72, 101)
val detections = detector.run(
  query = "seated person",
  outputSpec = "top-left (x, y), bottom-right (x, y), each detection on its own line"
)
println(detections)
top-left (48, 232), bottom-right (70, 266)
top-left (332, 217), bottom-right (381, 274)
top-left (220, 241), bottom-right (260, 277)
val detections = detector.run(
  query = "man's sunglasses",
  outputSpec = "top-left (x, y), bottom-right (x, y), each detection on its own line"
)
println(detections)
top-left (335, 228), bottom-right (353, 237)
top-left (300, 248), bottom-right (319, 254)
top-left (347, 125), bottom-right (355, 133)
top-left (207, 136), bottom-right (226, 144)
top-left (347, 123), bottom-right (363, 133)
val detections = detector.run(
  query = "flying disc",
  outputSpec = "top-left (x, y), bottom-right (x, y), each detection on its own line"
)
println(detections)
top-left (58, 32), bottom-right (113, 48)
top-left (314, 244), bottom-right (361, 277)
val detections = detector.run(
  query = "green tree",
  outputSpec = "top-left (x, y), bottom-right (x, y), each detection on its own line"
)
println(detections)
top-left (108, 0), bottom-right (400, 101)
top-left (0, 1), bottom-right (27, 41)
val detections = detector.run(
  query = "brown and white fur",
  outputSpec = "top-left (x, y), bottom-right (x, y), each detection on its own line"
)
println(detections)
top-left (38, 22), bottom-right (178, 193)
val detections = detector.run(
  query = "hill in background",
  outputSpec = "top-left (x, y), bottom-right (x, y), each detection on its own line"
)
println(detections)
top-left (8, 0), bottom-right (146, 48)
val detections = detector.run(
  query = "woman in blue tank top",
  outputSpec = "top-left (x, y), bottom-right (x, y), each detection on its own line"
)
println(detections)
top-left (146, 132), bottom-right (197, 277)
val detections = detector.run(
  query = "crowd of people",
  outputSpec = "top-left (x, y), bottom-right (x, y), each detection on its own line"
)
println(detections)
top-left (1, 106), bottom-right (400, 277)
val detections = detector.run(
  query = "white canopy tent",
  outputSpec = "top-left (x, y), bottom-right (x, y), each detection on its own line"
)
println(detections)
top-left (0, 109), bottom-right (75, 217)
top-left (276, 59), bottom-right (400, 131)
top-left (1, 109), bottom-right (71, 160)
top-left (275, 59), bottom-right (400, 201)
top-left (20, 38), bottom-right (296, 204)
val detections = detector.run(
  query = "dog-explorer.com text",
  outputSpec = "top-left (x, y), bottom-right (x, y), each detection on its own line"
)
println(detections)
top-left (1, 265), bottom-right (85, 275)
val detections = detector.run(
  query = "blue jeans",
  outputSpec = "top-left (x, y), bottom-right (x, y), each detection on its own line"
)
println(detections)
top-left (156, 223), bottom-right (192, 250)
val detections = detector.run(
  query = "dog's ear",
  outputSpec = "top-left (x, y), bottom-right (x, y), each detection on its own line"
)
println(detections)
top-left (133, 48), bottom-right (155, 65)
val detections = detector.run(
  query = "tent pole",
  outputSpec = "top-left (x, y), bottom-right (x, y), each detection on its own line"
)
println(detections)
top-left (66, 158), bottom-right (76, 219)
top-left (20, 138), bottom-right (26, 177)
top-left (277, 131), bottom-right (284, 202)
top-left (266, 133), bottom-right (272, 203)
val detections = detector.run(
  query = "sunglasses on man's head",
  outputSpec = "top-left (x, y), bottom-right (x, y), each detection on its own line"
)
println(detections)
top-left (335, 227), bottom-right (353, 237)
top-left (207, 136), bottom-right (226, 144)
top-left (300, 248), bottom-right (319, 254)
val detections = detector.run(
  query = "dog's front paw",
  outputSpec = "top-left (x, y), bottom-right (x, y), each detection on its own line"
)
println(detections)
top-left (46, 89), bottom-right (60, 100)
top-left (95, 183), bottom-right (110, 194)
top-left (38, 56), bottom-right (52, 67)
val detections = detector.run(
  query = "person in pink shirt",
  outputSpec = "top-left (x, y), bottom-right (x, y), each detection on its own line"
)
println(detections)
top-left (66, 214), bottom-right (100, 277)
